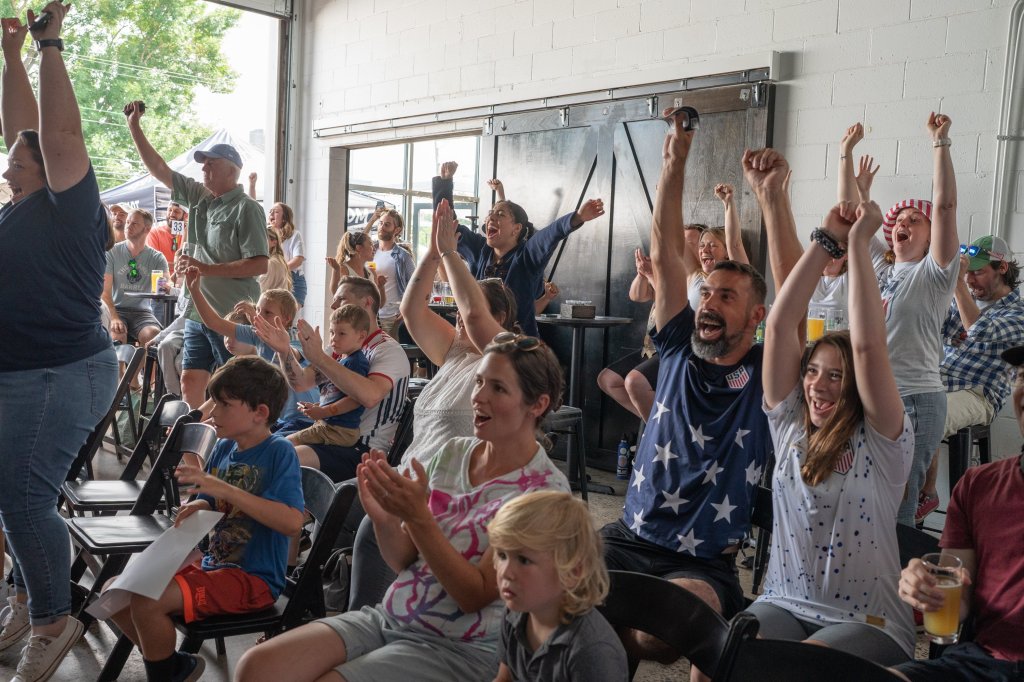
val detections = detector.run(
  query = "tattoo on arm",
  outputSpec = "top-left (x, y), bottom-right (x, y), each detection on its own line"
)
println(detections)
top-left (283, 351), bottom-right (301, 384)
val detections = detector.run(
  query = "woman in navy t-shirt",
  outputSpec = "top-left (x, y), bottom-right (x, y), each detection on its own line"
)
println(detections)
top-left (0, 6), bottom-right (117, 677)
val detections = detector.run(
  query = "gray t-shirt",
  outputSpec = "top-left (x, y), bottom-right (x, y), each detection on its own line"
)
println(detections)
top-left (878, 253), bottom-right (959, 396)
top-left (499, 608), bottom-right (627, 682)
top-left (105, 242), bottom-right (168, 311)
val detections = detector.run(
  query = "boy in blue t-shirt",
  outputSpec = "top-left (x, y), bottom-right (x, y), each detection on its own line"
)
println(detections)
top-left (184, 267), bottom-right (319, 431)
top-left (107, 355), bottom-right (304, 682)
top-left (286, 304), bottom-right (370, 448)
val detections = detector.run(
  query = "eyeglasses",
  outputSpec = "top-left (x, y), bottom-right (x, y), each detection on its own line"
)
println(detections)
top-left (127, 258), bottom-right (141, 283)
top-left (492, 331), bottom-right (543, 352)
top-left (960, 244), bottom-right (1006, 262)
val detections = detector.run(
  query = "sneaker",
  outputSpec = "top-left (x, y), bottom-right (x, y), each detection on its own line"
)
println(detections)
top-left (0, 596), bottom-right (30, 653)
top-left (915, 492), bottom-right (940, 525)
top-left (173, 653), bottom-right (206, 682)
top-left (11, 615), bottom-right (83, 682)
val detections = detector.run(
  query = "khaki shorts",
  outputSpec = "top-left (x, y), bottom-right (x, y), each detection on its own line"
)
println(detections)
top-left (943, 388), bottom-right (994, 438)
top-left (289, 420), bottom-right (360, 447)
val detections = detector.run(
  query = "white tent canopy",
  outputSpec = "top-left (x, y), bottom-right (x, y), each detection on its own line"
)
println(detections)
top-left (99, 129), bottom-right (264, 218)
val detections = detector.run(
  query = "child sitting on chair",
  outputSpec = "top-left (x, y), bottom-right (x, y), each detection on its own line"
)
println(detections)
top-left (107, 356), bottom-right (304, 682)
top-left (285, 304), bottom-right (370, 448)
top-left (489, 490), bottom-right (627, 682)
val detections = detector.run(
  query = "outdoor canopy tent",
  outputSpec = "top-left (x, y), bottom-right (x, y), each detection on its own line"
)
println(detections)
top-left (99, 130), bottom-right (380, 227)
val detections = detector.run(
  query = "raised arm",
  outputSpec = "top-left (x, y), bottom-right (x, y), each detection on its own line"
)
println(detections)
top-left (399, 203), bottom-right (457, 366)
top-left (854, 155), bottom-right (880, 203)
top-left (837, 123), bottom-right (863, 204)
top-left (927, 113), bottom-right (959, 268)
top-left (251, 314), bottom-right (317, 392)
top-left (183, 267), bottom-right (238, 339)
top-left (436, 200), bottom-right (506, 353)
top-left (628, 248), bottom-right (654, 303)
top-left (486, 178), bottom-right (506, 203)
top-left (651, 109), bottom-right (695, 330)
top-left (764, 205), bottom-right (853, 408)
top-left (247, 172), bottom-right (257, 200)
top-left (848, 201), bottom-right (905, 440)
top-left (743, 148), bottom-right (802, 295)
top-left (951, 255), bottom-right (980, 329)
top-left (1, 18), bottom-right (35, 151)
top-left (716, 183), bottom-right (748, 264)
top-left (30, 4), bottom-right (88, 192)
top-left (124, 100), bottom-right (173, 189)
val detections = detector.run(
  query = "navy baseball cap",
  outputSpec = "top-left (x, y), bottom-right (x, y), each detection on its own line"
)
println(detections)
top-left (194, 143), bottom-right (242, 168)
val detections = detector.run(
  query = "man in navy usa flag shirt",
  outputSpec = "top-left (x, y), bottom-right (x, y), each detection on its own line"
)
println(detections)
top-left (600, 108), bottom-right (802, 665)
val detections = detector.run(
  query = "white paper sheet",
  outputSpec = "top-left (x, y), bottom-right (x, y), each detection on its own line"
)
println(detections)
top-left (86, 510), bottom-right (223, 620)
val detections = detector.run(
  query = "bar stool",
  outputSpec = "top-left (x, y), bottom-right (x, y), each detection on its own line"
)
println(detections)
top-left (542, 406), bottom-right (592, 501)
top-left (945, 422), bottom-right (991, 491)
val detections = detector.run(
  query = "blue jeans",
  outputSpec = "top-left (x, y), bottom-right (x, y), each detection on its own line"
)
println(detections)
top-left (898, 391), bottom-right (947, 527)
top-left (291, 271), bottom-right (307, 307)
top-left (0, 347), bottom-right (117, 624)
top-left (182, 319), bottom-right (231, 373)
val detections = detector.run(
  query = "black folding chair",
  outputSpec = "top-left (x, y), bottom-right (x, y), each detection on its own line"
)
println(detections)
top-left (104, 344), bottom-right (147, 460)
top-left (598, 570), bottom-right (731, 680)
top-left (66, 344), bottom-right (146, 482)
top-left (96, 471), bottom-right (358, 681)
top-left (386, 397), bottom-right (417, 466)
top-left (715, 612), bottom-right (902, 681)
top-left (748, 484), bottom-right (774, 595)
top-left (62, 398), bottom-right (192, 516)
top-left (67, 420), bottom-right (216, 628)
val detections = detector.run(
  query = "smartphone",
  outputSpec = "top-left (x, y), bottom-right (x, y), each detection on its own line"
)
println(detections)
top-left (28, 11), bottom-right (50, 32)
top-left (665, 106), bottom-right (700, 131)
top-left (375, 200), bottom-right (385, 210)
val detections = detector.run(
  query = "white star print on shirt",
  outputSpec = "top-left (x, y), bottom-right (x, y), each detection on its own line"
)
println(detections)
top-left (734, 428), bottom-right (751, 448)
top-left (651, 401), bottom-right (670, 422)
top-left (631, 463), bottom-right (646, 492)
top-left (653, 441), bottom-right (679, 467)
top-left (676, 528), bottom-right (705, 555)
top-left (660, 488), bottom-right (688, 514)
top-left (711, 495), bottom-right (737, 523)
top-left (690, 424), bottom-right (714, 449)
top-left (702, 460), bottom-right (722, 485)
top-left (745, 460), bottom-right (763, 487)
top-left (629, 511), bottom-right (645, 533)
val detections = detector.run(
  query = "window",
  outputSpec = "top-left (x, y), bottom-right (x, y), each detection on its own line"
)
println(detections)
top-left (347, 136), bottom-right (481, 259)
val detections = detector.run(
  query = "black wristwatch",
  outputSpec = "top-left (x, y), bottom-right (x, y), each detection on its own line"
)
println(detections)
top-left (34, 38), bottom-right (64, 52)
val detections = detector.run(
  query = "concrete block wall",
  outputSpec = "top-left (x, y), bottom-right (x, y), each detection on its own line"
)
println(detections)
top-left (290, 0), bottom-right (1022, 456)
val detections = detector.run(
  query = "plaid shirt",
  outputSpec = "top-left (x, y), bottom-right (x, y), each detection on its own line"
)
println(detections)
top-left (941, 289), bottom-right (1024, 414)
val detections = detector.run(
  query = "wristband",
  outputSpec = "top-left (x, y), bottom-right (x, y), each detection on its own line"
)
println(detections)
top-left (440, 249), bottom-right (457, 259)
top-left (932, 138), bottom-right (951, 148)
top-left (810, 228), bottom-right (846, 259)
top-left (34, 38), bottom-right (64, 52)
top-left (839, 155), bottom-right (848, 160)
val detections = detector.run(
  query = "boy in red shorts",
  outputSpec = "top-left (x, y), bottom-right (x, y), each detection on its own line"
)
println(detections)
top-left (108, 356), bottom-right (305, 682)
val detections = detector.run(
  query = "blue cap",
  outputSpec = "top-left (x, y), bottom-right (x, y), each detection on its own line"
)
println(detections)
top-left (194, 143), bottom-right (242, 168)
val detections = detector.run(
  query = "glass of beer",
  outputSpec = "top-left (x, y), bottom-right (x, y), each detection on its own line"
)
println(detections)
top-left (807, 304), bottom-right (826, 343)
top-left (921, 553), bottom-right (963, 644)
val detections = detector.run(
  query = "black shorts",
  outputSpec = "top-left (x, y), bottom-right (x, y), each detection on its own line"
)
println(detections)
top-left (895, 642), bottom-right (1024, 682)
top-left (600, 519), bottom-right (744, 617)
top-left (603, 351), bottom-right (660, 390)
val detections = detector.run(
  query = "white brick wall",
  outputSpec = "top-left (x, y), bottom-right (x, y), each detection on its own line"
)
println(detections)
top-left (291, 0), bottom-right (1019, 454)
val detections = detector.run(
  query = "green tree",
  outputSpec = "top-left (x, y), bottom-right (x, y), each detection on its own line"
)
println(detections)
top-left (1, 0), bottom-right (239, 189)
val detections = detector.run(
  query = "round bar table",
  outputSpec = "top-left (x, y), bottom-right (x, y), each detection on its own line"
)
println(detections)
top-left (536, 314), bottom-right (632, 495)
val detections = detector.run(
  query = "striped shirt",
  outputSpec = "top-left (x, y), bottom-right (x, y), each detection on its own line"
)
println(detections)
top-left (941, 289), bottom-right (1024, 414)
top-left (358, 329), bottom-right (410, 451)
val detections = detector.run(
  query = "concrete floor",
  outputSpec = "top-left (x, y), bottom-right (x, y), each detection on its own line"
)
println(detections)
top-left (2, 441), bottom-right (941, 681)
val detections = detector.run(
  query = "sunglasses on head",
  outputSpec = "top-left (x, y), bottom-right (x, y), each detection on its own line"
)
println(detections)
top-left (492, 331), bottom-right (543, 352)
top-left (960, 244), bottom-right (1005, 261)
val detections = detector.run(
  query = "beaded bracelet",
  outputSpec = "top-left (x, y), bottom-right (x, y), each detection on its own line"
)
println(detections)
top-left (810, 228), bottom-right (846, 259)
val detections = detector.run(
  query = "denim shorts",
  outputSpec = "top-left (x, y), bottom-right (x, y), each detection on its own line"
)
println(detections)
top-left (291, 271), bottom-right (307, 306)
top-left (182, 319), bottom-right (232, 373)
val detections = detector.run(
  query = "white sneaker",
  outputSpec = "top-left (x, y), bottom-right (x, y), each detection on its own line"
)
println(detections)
top-left (11, 616), bottom-right (83, 682)
top-left (0, 596), bottom-right (29, 653)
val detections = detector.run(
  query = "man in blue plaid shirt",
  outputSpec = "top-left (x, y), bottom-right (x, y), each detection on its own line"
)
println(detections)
top-left (915, 235), bottom-right (1024, 524)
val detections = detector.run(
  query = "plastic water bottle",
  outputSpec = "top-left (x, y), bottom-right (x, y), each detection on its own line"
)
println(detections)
top-left (616, 435), bottom-right (630, 479)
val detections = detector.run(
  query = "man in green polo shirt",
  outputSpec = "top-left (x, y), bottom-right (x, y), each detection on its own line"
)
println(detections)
top-left (124, 101), bottom-right (268, 407)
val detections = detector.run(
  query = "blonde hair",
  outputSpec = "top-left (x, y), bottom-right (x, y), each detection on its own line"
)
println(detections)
top-left (488, 491), bottom-right (608, 622)
top-left (267, 226), bottom-right (286, 258)
top-left (337, 230), bottom-right (371, 263)
top-left (259, 289), bottom-right (299, 326)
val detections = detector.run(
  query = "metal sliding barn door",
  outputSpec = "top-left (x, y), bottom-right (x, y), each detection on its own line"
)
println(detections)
top-left (479, 83), bottom-right (774, 470)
